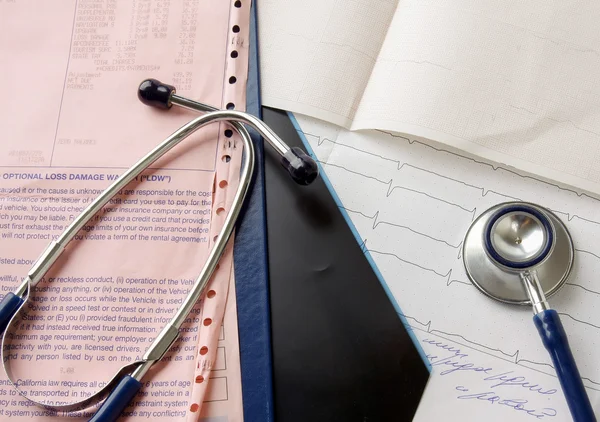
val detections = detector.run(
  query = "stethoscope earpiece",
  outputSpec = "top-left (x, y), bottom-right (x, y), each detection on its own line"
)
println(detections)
top-left (137, 78), bottom-right (319, 185)
top-left (282, 147), bottom-right (319, 185)
top-left (137, 78), bottom-right (176, 110)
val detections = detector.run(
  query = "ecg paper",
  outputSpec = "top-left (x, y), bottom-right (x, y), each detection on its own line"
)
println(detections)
top-left (259, 0), bottom-right (600, 197)
top-left (0, 0), bottom-right (251, 420)
top-left (294, 114), bottom-right (600, 421)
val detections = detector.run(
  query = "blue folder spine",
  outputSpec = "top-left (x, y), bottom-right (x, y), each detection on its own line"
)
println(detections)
top-left (232, 1), bottom-right (275, 421)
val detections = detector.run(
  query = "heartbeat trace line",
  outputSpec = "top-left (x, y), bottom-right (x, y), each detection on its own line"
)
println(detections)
top-left (349, 202), bottom-right (600, 293)
top-left (401, 313), bottom-right (600, 390)
top-left (344, 197), bottom-right (600, 276)
top-left (376, 129), bottom-right (600, 203)
top-left (565, 250), bottom-right (600, 295)
top-left (343, 206), bottom-right (461, 248)
top-left (578, 249), bottom-right (600, 261)
top-left (367, 247), bottom-right (470, 287)
top-left (369, 244), bottom-right (600, 330)
top-left (318, 157), bottom-right (479, 255)
top-left (566, 283), bottom-right (600, 296)
top-left (358, 238), bottom-right (468, 286)
top-left (302, 130), bottom-right (600, 227)
top-left (550, 209), bottom-right (600, 226)
top-left (405, 312), bottom-right (532, 362)
top-left (353, 204), bottom-right (600, 295)
top-left (307, 129), bottom-right (600, 285)
top-left (300, 126), bottom-right (600, 385)
top-left (330, 156), bottom-right (600, 293)
top-left (363, 241), bottom-right (600, 380)
top-left (343, 198), bottom-right (466, 260)
top-left (558, 313), bottom-right (600, 330)
top-left (321, 161), bottom-right (480, 216)
top-left (304, 131), bottom-right (521, 201)
top-left (371, 104), bottom-right (600, 388)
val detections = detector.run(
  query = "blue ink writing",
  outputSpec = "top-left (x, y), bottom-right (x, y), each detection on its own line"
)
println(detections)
top-left (484, 372), bottom-right (557, 395)
top-left (455, 386), bottom-right (557, 419)
top-left (427, 354), bottom-right (493, 376)
top-left (423, 338), bottom-right (557, 396)
top-left (423, 338), bottom-right (468, 359)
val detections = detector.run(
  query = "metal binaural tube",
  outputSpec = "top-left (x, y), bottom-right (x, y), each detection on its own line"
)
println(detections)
top-left (138, 78), bottom-right (319, 186)
top-left (0, 109), bottom-right (255, 413)
top-left (170, 94), bottom-right (290, 157)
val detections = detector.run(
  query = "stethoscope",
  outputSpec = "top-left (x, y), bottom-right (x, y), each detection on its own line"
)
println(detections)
top-left (0, 79), bottom-right (318, 421)
top-left (463, 202), bottom-right (596, 421)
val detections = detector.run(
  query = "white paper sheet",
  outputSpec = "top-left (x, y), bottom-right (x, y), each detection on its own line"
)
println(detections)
top-left (294, 113), bottom-right (600, 421)
top-left (259, 0), bottom-right (600, 197)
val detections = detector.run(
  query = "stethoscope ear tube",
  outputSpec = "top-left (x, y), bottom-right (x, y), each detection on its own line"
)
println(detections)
top-left (139, 78), bottom-right (319, 185)
top-left (0, 107), bottom-right (256, 418)
top-left (87, 375), bottom-right (142, 422)
top-left (0, 293), bottom-right (23, 334)
top-left (534, 310), bottom-right (596, 422)
top-left (0, 80), bottom-right (319, 419)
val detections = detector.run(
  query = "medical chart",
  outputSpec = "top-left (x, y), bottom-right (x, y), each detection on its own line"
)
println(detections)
top-left (259, 0), bottom-right (600, 198)
top-left (0, 0), bottom-right (251, 420)
top-left (294, 113), bottom-right (600, 421)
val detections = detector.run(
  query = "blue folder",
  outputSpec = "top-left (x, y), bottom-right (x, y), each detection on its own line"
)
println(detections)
top-left (232, 2), bottom-right (274, 421)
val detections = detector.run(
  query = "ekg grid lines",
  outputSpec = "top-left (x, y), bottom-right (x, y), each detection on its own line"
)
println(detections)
top-left (296, 114), bottom-right (600, 393)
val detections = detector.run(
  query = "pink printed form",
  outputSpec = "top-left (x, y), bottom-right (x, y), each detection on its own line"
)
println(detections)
top-left (0, 1), bottom-right (251, 421)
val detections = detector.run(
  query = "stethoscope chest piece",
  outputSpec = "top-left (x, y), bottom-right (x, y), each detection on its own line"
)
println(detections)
top-left (462, 202), bottom-right (597, 421)
top-left (463, 202), bottom-right (574, 304)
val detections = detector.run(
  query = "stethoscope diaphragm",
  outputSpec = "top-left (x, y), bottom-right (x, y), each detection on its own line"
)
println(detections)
top-left (463, 201), bottom-right (574, 304)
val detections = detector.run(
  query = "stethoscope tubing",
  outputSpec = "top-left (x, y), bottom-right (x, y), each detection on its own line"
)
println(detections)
top-left (482, 203), bottom-right (596, 422)
top-left (534, 309), bottom-right (596, 422)
top-left (0, 79), bottom-right (319, 421)
top-left (0, 110), bottom-right (256, 418)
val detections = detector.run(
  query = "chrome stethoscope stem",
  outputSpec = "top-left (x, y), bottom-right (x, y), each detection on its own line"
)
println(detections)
top-left (519, 271), bottom-right (549, 314)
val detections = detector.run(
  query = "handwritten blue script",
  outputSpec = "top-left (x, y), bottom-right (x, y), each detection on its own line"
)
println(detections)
top-left (484, 372), bottom-right (557, 395)
top-left (456, 386), bottom-right (557, 419)
top-left (423, 338), bottom-right (557, 418)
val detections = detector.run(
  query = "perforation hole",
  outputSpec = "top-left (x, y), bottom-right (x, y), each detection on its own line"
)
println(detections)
top-left (224, 129), bottom-right (233, 137)
top-left (216, 207), bottom-right (225, 215)
top-left (195, 375), bottom-right (204, 383)
top-left (229, 76), bottom-right (237, 84)
top-left (207, 290), bottom-right (216, 298)
top-left (203, 318), bottom-right (212, 326)
top-left (200, 346), bottom-right (208, 355)
top-left (190, 404), bottom-right (200, 412)
top-left (232, 25), bottom-right (240, 33)
top-left (219, 180), bottom-right (228, 189)
top-left (234, 1), bottom-right (241, 7)
top-left (226, 102), bottom-right (235, 110)
top-left (231, 50), bottom-right (238, 58)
